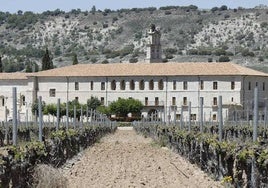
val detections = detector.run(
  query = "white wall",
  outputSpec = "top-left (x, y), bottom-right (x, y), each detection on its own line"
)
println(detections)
top-left (1, 74), bottom-right (268, 123)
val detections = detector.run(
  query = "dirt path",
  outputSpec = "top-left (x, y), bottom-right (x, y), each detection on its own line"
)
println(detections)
top-left (62, 129), bottom-right (223, 188)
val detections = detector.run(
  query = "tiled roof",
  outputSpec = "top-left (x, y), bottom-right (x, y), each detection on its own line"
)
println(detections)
top-left (0, 72), bottom-right (31, 80)
top-left (31, 62), bottom-right (268, 77)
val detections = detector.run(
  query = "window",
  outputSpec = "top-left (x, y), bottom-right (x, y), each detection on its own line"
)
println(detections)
top-left (183, 97), bottom-right (187, 106)
top-left (1, 97), bottom-right (4, 107)
top-left (213, 114), bottom-right (217, 121)
top-left (173, 81), bottom-right (176, 90)
top-left (158, 79), bottom-right (164, 90)
top-left (130, 80), bottom-right (135, 90)
top-left (256, 82), bottom-right (258, 87)
top-left (120, 80), bottom-right (126, 90)
top-left (101, 97), bottom-right (105, 105)
top-left (75, 97), bottom-right (79, 102)
top-left (139, 80), bottom-right (145, 90)
top-left (191, 114), bottom-right (197, 120)
top-left (149, 80), bottom-right (154, 90)
top-left (21, 95), bottom-right (25, 106)
top-left (145, 97), bottom-right (148, 106)
top-left (75, 82), bottom-right (79, 90)
top-left (49, 89), bottom-right (56, 97)
top-left (200, 80), bottom-right (204, 90)
top-left (263, 82), bottom-right (265, 91)
top-left (213, 97), bottom-right (217, 106)
top-left (231, 97), bottom-right (234, 102)
top-left (176, 114), bottom-right (180, 120)
top-left (248, 82), bottom-right (251, 90)
top-left (213, 81), bottom-right (218, 90)
top-left (155, 97), bottom-right (159, 106)
top-left (172, 97), bottom-right (176, 106)
top-left (101, 82), bottom-right (105, 90)
top-left (90, 81), bottom-right (94, 90)
top-left (231, 81), bottom-right (235, 90)
top-left (183, 81), bottom-right (188, 90)
top-left (111, 80), bottom-right (116, 90)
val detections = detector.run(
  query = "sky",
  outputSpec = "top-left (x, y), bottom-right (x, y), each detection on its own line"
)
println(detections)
top-left (0, 0), bottom-right (268, 13)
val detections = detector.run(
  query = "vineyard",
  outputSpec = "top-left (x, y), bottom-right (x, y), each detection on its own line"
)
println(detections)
top-left (134, 122), bottom-right (268, 187)
top-left (0, 118), bottom-right (117, 187)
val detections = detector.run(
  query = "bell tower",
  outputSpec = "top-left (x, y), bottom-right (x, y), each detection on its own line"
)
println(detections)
top-left (146, 24), bottom-right (162, 63)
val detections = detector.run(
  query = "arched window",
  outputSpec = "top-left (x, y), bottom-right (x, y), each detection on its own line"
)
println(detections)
top-left (111, 80), bottom-right (116, 90)
top-left (139, 80), bottom-right (145, 90)
top-left (120, 80), bottom-right (126, 90)
top-left (149, 79), bottom-right (154, 90)
top-left (130, 80), bottom-right (135, 90)
top-left (158, 79), bottom-right (164, 90)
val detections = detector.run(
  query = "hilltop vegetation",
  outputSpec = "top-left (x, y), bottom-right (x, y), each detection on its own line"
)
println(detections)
top-left (0, 5), bottom-right (268, 72)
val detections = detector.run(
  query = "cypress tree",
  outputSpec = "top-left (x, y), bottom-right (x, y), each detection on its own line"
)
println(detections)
top-left (25, 62), bottom-right (32, 72)
top-left (42, 48), bottom-right (53, 70)
top-left (0, 56), bottom-right (2, 72)
top-left (73, 53), bottom-right (78, 65)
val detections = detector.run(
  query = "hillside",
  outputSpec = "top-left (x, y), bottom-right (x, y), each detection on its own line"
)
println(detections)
top-left (0, 5), bottom-right (268, 72)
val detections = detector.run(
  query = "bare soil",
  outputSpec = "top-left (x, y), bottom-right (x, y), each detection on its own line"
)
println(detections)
top-left (62, 129), bottom-right (223, 188)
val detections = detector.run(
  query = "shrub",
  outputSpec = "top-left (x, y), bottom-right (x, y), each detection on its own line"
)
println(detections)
top-left (188, 49), bottom-right (198, 55)
top-left (164, 48), bottom-right (177, 54)
top-left (258, 56), bottom-right (264, 62)
top-left (224, 14), bottom-right (230, 19)
top-left (162, 58), bottom-right (168, 62)
top-left (165, 11), bottom-right (172, 15)
top-left (102, 59), bottom-right (109, 64)
top-left (106, 51), bottom-right (120, 58)
top-left (241, 49), bottom-right (255, 57)
top-left (214, 48), bottom-right (226, 56)
top-left (91, 57), bottom-right (97, 63)
top-left (112, 17), bottom-right (118, 22)
top-left (129, 57), bottom-right (138, 63)
top-left (165, 54), bottom-right (174, 59)
top-left (103, 23), bottom-right (108, 28)
top-left (219, 55), bottom-right (230, 62)
top-left (208, 57), bottom-right (213, 62)
top-left (260, 22), bottom-right (268, 29)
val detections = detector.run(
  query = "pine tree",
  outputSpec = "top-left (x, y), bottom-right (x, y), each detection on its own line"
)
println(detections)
top-left (73, 53), bottom-right (78, 65)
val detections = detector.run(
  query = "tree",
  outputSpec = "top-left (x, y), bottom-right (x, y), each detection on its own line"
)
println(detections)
top-left (219, 5), bottom-right (228, 11)
top-left (97, 106), bottom-right (111, 116)
top-left (17, 10), bottom-right (23, 15)
top-left (33, 62), bottom-right (39, 72)
top-left (42, 48), bottom-right (53, 70)
top-left (31, 99), bottom-right (46, 116)
top-left (25, 62), bottom-right (32, 72)
top-left (87, 97), bottom-right (101, 110)
top-left (0, 56), bottom-right (2, 72)
top-left (44, 104), bottom-right (57, 116)
top-left (91, 5), bottom-right (96, 15)
top-left (211, 7), bottom-right (218, 12)
top-left (109, 98), bottom-right (143, 118)
top-left (72, 53), bottom-right (78, 65)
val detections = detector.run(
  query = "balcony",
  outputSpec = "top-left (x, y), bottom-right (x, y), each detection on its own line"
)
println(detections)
top-left (144, 101), bottom-right (164, 107)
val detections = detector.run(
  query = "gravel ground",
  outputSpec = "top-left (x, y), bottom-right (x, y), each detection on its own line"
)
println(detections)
top-left (62, 129), bottom-right (223, 188)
